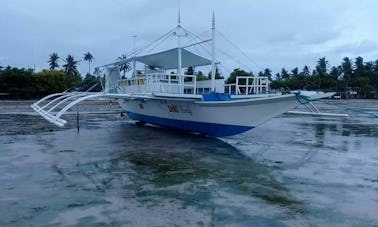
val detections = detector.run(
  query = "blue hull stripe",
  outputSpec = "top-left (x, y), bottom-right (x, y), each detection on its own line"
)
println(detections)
top-left (127, 112), bottom-right (254, 137)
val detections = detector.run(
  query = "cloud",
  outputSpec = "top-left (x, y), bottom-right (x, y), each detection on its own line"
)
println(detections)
top-left (327, 40), bottom-right (378, 55)
top-left (0, 0), bottom-right (377, 74)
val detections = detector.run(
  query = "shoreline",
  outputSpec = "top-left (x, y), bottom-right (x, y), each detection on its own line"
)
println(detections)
top-left (0, 99), bottom-right (122, 115)
top-left (0, 99), bottom-right (119, 105)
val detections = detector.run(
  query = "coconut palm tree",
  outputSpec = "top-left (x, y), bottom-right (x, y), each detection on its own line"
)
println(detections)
top-left (48, 53), bottom-right (59, 70)
top-left (93, 67), bottom-right (102, 76)
top-left (83, 52), bottom-right (94, 75)
top-left (117, 54), bottom-right (131, 77)
top-left (62, 55), bottom-right (79, 76)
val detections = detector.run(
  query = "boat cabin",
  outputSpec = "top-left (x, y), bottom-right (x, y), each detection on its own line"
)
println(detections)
top-left (104, 48), bottom-right (269, 96)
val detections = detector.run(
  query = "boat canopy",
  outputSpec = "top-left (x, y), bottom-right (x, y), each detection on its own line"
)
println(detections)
top-left (116, 48), bottom-right (211, 70)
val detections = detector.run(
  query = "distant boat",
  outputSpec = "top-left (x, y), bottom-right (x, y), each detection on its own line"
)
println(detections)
top-left (31, 12), bottom-right (335, 137)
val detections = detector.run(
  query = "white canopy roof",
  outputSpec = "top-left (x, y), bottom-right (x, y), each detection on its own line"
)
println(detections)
top-left (116, 48), bottom-right (211, 70)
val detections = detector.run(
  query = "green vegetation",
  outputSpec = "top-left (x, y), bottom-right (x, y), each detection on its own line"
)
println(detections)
top-left (117, 54), bottom-right (131, 78)
top-left (1, 54), bottom-right (377, 99)
top-left (62, 55), bottom-right (79, 76)
top-left (208, 66), bottom-right (224, 79)
top-left (222, 56), bottom-right (378, 99)
top-left (83, 52), bottom-right (94, 76)
top-left (0, 53), bottom-right (102, 99)
top-left (267, 57), bottom-right (378, 98)
top-left (226, 68), bottom-right (254, 84)
top-left (188, 66), bottom-right (223, 81)
top-left (48, 53), bottom-right (59, 70)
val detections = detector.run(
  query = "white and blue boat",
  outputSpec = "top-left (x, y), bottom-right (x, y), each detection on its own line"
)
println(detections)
top-left (31, 13), bottom-right (336, 137)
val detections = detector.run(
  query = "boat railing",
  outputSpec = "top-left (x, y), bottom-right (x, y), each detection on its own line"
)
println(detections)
top-left (119, 73), bottom-right (197, 94)
top-left (225, 76), bottom-right (269, 95)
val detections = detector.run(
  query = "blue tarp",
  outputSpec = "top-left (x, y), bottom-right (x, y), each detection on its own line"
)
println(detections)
top-left (202, 92), bottom-right (232, 101)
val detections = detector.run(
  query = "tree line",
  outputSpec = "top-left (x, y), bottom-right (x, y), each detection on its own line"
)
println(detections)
top-left (238, 56), bottom-right (378, 99)
top-left (1, 53), bottom-right (378, 99)
top-left (0, 52), bottom-right (101, 99)
top-left (184, 56), bottom-right (378, 99)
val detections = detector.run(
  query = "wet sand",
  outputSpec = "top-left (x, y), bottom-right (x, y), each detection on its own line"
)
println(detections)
top-left (0, 100), bottom-right (377, 226)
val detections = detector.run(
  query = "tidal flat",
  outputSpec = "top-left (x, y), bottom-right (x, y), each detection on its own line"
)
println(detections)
top-left (0, 100), bottom-right (377, 226)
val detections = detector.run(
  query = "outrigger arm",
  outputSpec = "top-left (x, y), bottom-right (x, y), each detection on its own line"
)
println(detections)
top-left (31, 92), bottom-right (133, 127)
top-left (287, 91), bottom-right (349, 118)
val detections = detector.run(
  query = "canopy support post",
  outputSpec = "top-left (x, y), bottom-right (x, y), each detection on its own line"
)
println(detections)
top-left (178, 34), bottom-right (183, 93)
top-left (211, 12), bottom-right (216, 92)
top-left (177, 1), bottom-right (183, 94)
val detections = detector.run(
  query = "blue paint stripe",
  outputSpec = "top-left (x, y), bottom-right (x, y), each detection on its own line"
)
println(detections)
top-left (127, 112), bottom-right (254, 137)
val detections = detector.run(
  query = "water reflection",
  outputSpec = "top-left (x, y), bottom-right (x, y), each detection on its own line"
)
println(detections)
top-left (8, 122), bottom-right (301, 226)
top-left (66, 124), bottom-right (303, 211)
top-left (298, 117), bottom-right (378, 138)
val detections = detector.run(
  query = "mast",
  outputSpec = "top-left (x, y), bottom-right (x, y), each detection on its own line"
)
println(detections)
top-left (211, 11), bottom-right (216, 92)
top-left (177, 0), bottom-right (183, 93)
top-left (178, 34), bottom-right (182, 77)
top-left (177, 0), bottom-right (182, 77)
top-left (178, 0), bottom-right (181, 26)
top-left (132, 34), bottom-right (137, 77)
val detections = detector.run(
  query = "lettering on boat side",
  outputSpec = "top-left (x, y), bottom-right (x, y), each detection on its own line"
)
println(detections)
top-left (168, 104), bottom-right (179, 112)
top-left (167, 104), bottom-right (192, 115)
top-left (179, 105), bottom-right (193, 115)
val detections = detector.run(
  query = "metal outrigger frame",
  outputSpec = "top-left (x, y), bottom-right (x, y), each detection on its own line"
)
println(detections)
top-left (31, 92), bottom-right (112, 127)
top-left (287, 101), bottom-right (349, 118)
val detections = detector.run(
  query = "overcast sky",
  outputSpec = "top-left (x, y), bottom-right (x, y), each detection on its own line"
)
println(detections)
top-left (1, 0), bottom-right (377, 76)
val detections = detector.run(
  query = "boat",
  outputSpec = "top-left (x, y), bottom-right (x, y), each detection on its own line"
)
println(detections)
top-left (31, 11), bottom-right (337, 137)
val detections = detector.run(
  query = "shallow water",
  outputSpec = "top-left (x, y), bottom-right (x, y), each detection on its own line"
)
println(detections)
top-left (0, 100), bottom-right (377, 226)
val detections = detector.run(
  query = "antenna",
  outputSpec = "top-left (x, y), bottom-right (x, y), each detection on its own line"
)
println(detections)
top-left (132, 35), bottom-right (137, 52)
top-left (212, 11), bottom-right (215, 29)
top-left (177, 0), bottom-right (181, 26)
top-left (132, 34), bottom-right (137, 77)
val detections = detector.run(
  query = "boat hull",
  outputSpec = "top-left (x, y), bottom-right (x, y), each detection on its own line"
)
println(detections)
top-left (119, 94), bottom-right (300, 137)
top-left (127, 112), bottom-right (253, 136)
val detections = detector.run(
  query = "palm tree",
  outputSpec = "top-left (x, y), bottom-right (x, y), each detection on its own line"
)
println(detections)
top-left (117, 54), bottom-right (131, 77)
top-left (83, 52), bottom-right (94, 75)
top-left (48, 53), bottom-right (59, 70)
top-left (62, 55), bottom-right (79, 76)
top-left (93, 67), bottom-right (102, 76)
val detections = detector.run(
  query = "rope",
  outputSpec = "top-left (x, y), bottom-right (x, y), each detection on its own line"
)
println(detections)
top-left (184, 27), bottom-right (256, 73)
top-left (183, 33), bottom-right (209, 58)
top-left (215, 30), bottom-right (265, 71)
top-left (128, 26), bottom-right (178, 56)
top-left (213, 45), bottom-right (252, 71)
top-left (143, 33), bottom-right (173, 55)
top-left (181, 28), bottom-right (210, 47)
top-left (218, 63), bottom-right (231, 76)
top-left (183, 30), bottom-right (246, 74)
top-left (184, 30), bottom-right (212, 56)
top-left (181, 27), bottom-right (210, 43)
